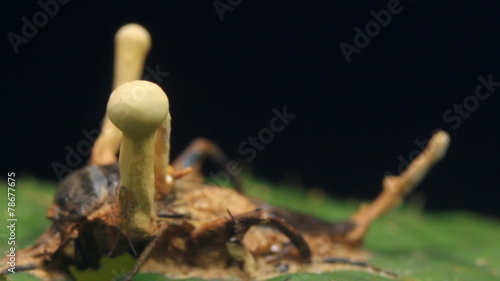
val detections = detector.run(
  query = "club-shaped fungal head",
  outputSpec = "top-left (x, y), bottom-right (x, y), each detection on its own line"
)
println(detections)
top-left (108, 81), bottom-right (168, 138)
top-left (114, 23), bottom-right (152, 89)
top-left (426, 130), bottom-right (450, 164)
top-left (115, 23), bottom-right (151, 50)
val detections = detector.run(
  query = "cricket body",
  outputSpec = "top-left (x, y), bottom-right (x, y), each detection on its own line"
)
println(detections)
top-left (1, 23), bottom-right (451, 281)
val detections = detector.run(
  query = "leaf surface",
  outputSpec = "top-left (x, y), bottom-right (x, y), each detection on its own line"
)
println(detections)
top-left (1, 177), bottom-right (498, 281)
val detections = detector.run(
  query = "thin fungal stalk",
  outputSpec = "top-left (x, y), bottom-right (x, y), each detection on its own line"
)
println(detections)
top-left (346, 130), bottom-right (450, 244)
top-left (154, 113), bottom-right (173, 198)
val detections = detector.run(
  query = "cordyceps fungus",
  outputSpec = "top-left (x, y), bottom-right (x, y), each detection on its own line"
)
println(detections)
top-left (107, 80), bottom-right (169, 239)
top-left (90, 23), bottom-right (152, 166)
top-left (1, 22), bottom-right (462, 281)
top-left (347, 130), bottom-right (450, 244)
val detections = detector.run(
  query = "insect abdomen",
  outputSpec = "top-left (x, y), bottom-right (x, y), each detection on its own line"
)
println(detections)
top-left (52, 164), bottom-right (120, 221)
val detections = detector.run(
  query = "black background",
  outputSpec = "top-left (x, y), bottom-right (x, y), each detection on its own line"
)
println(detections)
top-left (2, 1), bottom-right (499, 217)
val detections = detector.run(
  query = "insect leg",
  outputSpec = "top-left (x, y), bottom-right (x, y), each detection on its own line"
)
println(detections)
top-left (259, 203), bottom-right (355, 236)
top-left (124, 223), bottom-right (168, 281)
top-left (172, 138), bottom-right (243, 192)
top-left (188, 209), bottom-right (312, 262)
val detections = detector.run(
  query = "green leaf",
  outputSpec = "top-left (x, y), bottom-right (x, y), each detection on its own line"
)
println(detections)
top-left (0, 179), bottom-right (53, 252)
top-left (2, 273), bottom-right (42, 281)
top-left (1, 177), bottom-right (499, 281)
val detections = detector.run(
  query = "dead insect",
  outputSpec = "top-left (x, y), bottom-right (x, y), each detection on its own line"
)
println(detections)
top-left (1, 23), bottom-right (450, 281)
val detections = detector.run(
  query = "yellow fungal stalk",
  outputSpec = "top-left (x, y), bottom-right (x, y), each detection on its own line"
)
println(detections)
top-left (90, 23), bottom-right (152, 165)
top-left (347, 130), bottom-right (450, 244)
top-left (107, 80), bottom-right (169, 239)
